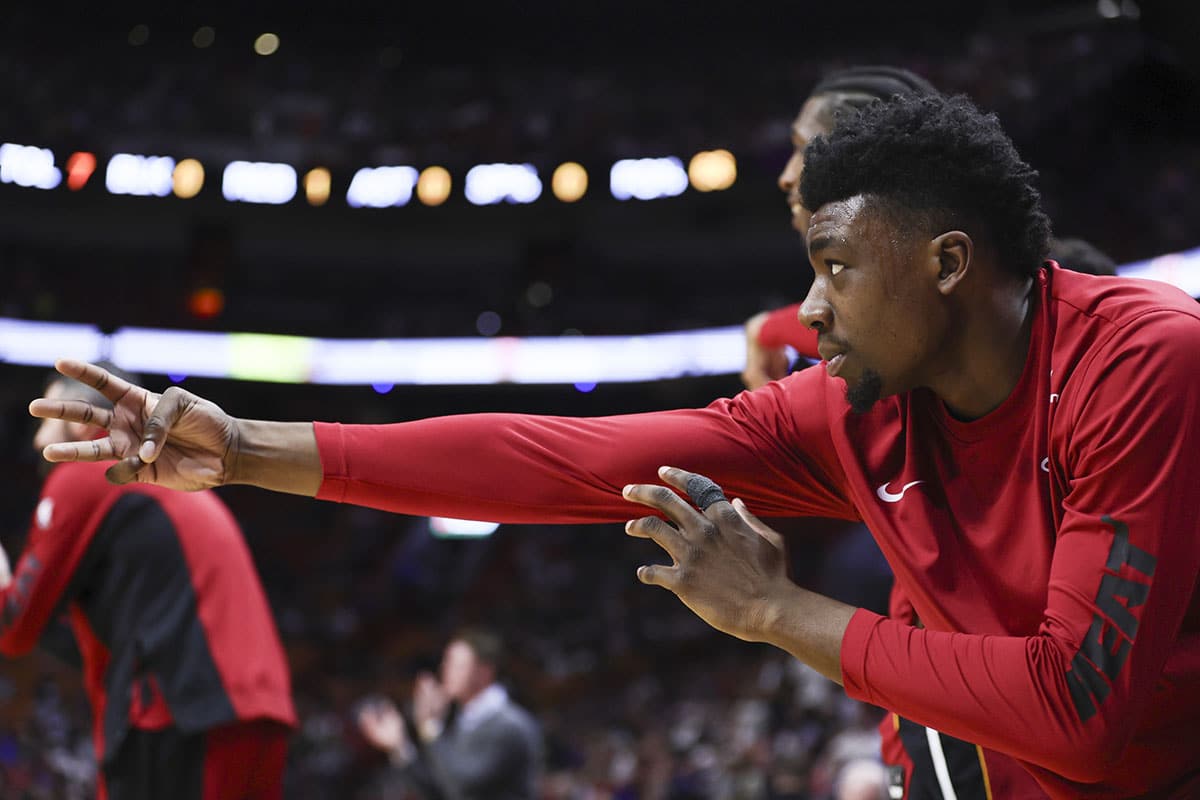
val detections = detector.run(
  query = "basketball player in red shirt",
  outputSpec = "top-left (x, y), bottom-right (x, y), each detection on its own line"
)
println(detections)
top-left (744, 67), bottom-right (1121, 800)
top-left (31, 93), bottom-right (1200, 798)
top-left (7, 366), bottom-right (296, 799)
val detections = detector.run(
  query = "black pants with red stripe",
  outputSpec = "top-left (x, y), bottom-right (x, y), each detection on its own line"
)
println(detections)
top-left (883, 715), bottom-right (990, 800)
top-left (100, 720), bottom-right (290, 800)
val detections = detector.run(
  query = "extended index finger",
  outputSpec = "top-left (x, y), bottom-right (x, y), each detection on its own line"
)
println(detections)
top-left (53, 359), bottom-right (137, 406)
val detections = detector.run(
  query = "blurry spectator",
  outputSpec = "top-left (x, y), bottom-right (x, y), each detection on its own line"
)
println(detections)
top-left (357, 628), bottom-right (542, 800)
top-left (835, 758), bottom-right (888, 800)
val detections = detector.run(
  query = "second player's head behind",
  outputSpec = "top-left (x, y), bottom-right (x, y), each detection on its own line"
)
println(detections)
top-left (780, 66), bottom-right (937, 234)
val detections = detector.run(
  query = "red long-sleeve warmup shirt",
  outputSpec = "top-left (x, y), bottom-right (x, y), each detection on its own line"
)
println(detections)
top-left (759, 297), bottom-right (1048, 797)
top-left (0, 463), bottom-right (297, 764)
top-left (313, 265), bottom-right (1200, 798)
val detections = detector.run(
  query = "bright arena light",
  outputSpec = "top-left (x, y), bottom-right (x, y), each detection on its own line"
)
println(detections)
top-left (66, 152), bottom-right (97, 191)
top-left (465, 163), bottom-right (542, 205)
top-left (254, 33), bottom-right (280, 56)
top-left (0, 143), bottom-right (62, 190)
top-left (105, 153), bottom-right (175, 197)
top-left (551, 162), bottom-right (588, 202)
top-left (688, 149), bottom-right (737, 192)
top-left (172, 159), bottom-right (205, 199)
top-left (417, 166), bottom-right (452, 206)
top-left (609, 156), bottom-right (688, 201)
top-left (222, 161), bottom-right (297, 205)
top-left (304, 167), bottom-right (332, 206)
top-left (346, 165), bottom-right (419, 208)
top-left (429, 517), bottom-right (501, 538)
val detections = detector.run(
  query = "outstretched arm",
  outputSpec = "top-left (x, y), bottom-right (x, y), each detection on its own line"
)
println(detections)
top-left (32, 360), bottom-right (857, 524)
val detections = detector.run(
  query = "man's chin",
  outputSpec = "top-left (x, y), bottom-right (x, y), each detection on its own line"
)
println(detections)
top-left (845, 368), bottom-right (884, 414)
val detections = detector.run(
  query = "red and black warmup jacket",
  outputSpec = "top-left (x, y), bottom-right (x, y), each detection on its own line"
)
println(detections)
top-left (0, 461), bottom-right (296, 764)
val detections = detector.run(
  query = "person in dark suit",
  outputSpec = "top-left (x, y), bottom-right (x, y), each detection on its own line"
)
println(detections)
top-left (357, 628), bottom-right (542, 800)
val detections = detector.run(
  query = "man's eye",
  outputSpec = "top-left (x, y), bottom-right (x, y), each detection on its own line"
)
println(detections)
top-left (830, 262), bottom-right (845, 276)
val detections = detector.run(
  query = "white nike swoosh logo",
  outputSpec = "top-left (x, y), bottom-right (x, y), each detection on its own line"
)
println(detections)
top-left (876, 480), bottom-right (925, 503)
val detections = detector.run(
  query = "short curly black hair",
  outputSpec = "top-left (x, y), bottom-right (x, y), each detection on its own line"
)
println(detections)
top-left (800, 93), bottom-right (1052, 277)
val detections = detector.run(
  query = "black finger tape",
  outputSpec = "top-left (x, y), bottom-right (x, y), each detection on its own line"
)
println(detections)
top-left (685, 474), bottom-right (728, 511)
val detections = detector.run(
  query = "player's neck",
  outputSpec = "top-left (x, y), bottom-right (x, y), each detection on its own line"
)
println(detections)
top-left (929, 275), bottom-right (1036, 421)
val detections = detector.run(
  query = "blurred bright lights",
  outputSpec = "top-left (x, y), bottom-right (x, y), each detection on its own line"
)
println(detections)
top-left (688, 149), bottom-right (737, 192)
top-left (254, 33), bottom-right (280, 56)
top-left (172, 159), bottom-right (205, 199)
top-left (346, 165), bottom-right (418, 208)
top-left (551, 162), bottom-right (588, 202)
top-left (417, 166), bottom-right (452, 206)
top-left (222, 161), bottom-right (297, 205)
top-left (66, 152), bottom-right (97, 191)
top-left (228, 333), bottom-right (312, 383)
top-left (610, 156), bottom-right (688, 201)
top-left (465, 163), bottom-right (542, 205)
top-left (0, 143), bottom-right (61, 190)
top-left (193, 26), bottom-right (216, 48)
top-left (429, 518), bottom-right (500, 538)
top-left (304, 168), bottom-right (331, 206)
top-left (2, 240), bottom-right (1195, 386)
top-left (106, 153), bottom-right (175, 197)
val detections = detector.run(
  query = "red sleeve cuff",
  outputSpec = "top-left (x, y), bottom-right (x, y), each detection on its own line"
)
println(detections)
top-left (313, 421), bottom-right (348, 503)
top-left (757, 305), bottom-right (801, 349)
top-left (840, 607), bottom-right (885, 703)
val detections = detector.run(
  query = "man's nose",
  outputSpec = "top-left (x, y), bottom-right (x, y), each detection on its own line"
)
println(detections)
top-left (777, 152), bottom-right (802, 194)
top-left (799, 278), bottom-right (832, 331)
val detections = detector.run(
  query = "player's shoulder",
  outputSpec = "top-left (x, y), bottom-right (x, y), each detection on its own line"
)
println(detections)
top-left (1048, 268), bottom-right (1200, 422)
top-left (1050, 265), bottom-right (1200, 336)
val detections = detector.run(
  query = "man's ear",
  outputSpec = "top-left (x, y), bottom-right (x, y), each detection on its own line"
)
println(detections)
top-left (931, 231), bottom-right (972, 295)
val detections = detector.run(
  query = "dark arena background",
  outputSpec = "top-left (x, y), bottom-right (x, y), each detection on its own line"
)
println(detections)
top-left (0, 2), bottom-right (1197, 797)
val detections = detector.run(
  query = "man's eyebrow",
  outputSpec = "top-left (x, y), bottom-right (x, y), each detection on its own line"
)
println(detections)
top-left (807, 235), bottom-right (845, 256)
